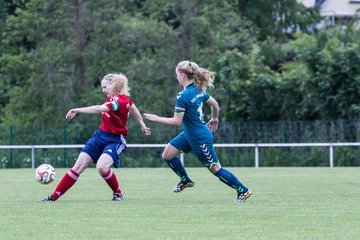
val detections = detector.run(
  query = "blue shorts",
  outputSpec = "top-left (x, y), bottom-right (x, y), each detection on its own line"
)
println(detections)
top-left (82, 130), bottom-right (127, 168)
top-left (170, 132), bottom-right (219, 168)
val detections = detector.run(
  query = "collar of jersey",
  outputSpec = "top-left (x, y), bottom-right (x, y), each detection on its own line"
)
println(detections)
top-left (186, 83), bottom-right (195, 89)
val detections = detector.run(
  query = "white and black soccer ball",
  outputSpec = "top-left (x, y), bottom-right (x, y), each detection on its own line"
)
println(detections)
top-left (35, 163), bottom-right (56, 185)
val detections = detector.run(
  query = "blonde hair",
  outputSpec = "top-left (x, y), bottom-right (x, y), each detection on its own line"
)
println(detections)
top-left (176, 60), bottom-right (215, 92)
top-left (102, 73), bottom-right (130, 96)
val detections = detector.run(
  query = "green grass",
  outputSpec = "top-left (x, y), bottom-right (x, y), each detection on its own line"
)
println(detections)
top-left (0, 167), bottom-right (359, 240)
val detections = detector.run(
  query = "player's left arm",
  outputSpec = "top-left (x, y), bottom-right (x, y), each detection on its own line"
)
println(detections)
top-left (130, 104), bottom-right (151, 136)
top-left (206, 96), bottom-right (219, 132)
top-left (144, 112), bottom-right (184, 126)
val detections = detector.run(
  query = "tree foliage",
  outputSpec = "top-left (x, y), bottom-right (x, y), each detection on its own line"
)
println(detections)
top-left (234, 0), bottom-right (321, 40)
top-left (0, 0), bottom-right (359, 127)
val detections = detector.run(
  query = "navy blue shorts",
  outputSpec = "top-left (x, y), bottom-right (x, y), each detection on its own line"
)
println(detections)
top-left (170, 132), bottom-right (219, 168)
top-left (82, 130), bottom-right (127, 168)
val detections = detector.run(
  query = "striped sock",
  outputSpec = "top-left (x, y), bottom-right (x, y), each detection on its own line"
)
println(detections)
top-left (165, 157), bottom-right (191, 183)
top-left (101, 169), bottom-right (121, 194)
top-left (51, 169), bottom-right (79, 200)
top-left (214, 168), bottom-right (248, 193)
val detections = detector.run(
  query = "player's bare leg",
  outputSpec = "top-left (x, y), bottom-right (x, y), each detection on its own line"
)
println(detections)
top-left (97, 154), bottom-right (123, 201)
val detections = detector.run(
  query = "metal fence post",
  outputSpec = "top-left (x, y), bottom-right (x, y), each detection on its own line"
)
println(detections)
top-left (329, 144), bottom-right (334, 168)
top-left (31, 145), bottom-right (35, 169)
top-left (63, 125), bottom-right (67, 167)
top-left (255, 144), bottom-right (259, 168)
top-left (9, 126), bottom-right (13, 168)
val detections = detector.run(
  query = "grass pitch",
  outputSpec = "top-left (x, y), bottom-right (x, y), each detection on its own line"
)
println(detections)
top-left (0, 167), bottom-right (359, 240)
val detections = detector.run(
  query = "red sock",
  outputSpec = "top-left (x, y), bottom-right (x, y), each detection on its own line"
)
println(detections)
top-left (101, 169), bottom-right (121, 194)
top-left (51, 169), bottom-right (79, 200)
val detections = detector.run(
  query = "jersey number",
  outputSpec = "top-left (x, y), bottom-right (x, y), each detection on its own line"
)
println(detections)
top-left (197, 103), bottom-right (205, 123)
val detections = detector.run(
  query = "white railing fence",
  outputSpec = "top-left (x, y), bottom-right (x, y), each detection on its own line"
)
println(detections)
top-left (1, 142), bottom-right (360, 168)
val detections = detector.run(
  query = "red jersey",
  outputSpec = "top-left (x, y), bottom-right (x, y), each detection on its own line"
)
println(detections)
top-left (99, 94), bottom-right (133, 137)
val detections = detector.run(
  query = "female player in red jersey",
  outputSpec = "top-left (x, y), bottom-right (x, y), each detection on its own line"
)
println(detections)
top-left (42, 73), bottom-right (151, 201)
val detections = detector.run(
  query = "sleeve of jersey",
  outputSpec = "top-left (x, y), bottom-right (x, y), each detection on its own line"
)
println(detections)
top-left (174, 96), bottom-right (186, 114)
top-left (204, 92), bottom-right (210, 102)
top-left (105, 100), bottom-right (120, 111)
top-left (106, 98), bottom-right (133, 111)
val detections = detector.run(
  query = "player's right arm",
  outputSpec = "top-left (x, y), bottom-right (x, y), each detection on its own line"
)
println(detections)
top-left (130, 104), bottom-right (151, 136)
top-left (144, 91), bottom-right (185, 126)
top-left (66, 104), bottom-right (109, 119)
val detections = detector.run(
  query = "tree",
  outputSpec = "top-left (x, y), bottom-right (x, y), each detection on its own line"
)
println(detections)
top-left (214, 26), bottom-right (360, 122)
top-left (0, 0), bottom-right (178, 125)
top-left (297, 29), bottom-right (360, 120)
top-left (0, 0), bottom-right (30, 109)
top-left (234, 0), bottom-right (320, 40)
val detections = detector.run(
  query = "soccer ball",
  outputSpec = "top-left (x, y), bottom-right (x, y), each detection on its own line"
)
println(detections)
top-left (35, 163), bottom-right (56, 184)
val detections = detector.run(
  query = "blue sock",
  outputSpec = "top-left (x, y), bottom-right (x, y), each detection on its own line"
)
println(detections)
top-left (215, 168), bottom-right (248, 193)
top-left (165, 157), bottom-right (191, 183)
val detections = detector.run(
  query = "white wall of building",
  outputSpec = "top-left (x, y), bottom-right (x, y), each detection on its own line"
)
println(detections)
top-left (298, 0), bottom-right (360, 16)
top-left (321, 0), bottom-right (360, 17)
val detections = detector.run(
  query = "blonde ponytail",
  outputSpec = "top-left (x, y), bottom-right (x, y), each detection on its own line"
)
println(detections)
top-left (177, 61), bottom-right (215, 91)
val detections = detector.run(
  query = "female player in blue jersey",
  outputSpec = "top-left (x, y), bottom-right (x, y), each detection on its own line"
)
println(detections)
top-left (42, 73), bottom-right (151, 202)
top-left (144, 61), bottom-right (252, 202)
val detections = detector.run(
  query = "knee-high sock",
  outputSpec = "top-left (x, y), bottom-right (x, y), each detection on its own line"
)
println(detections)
top-left (165, 157), bottom-right (191, 183)
top-left (215, 168), bottom-right (248, 193)
top-left (51, 169), bottom-right (79, 200)
top-left (101, 169), bottom-right (121, 194)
